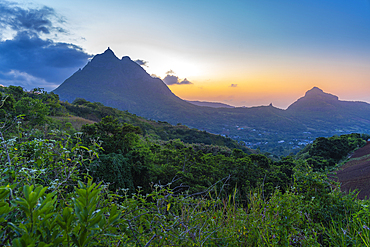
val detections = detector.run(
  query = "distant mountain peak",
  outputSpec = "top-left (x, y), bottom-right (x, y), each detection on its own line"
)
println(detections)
top-left (287, 87), bottom-right (339, 111)
top-left (302, 87), bottom-right (338, 100)
top-left (305, 86), bottom-right (323, 96)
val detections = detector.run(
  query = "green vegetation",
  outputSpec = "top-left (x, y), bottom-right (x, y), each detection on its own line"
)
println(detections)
top-left (297, 133), bottom-right (369, 171)
top-left (1, 85), bottom-right (370, 246)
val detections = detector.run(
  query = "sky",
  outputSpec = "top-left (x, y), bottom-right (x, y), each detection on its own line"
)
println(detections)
top-left (1, 0), bottom-right (370, 108)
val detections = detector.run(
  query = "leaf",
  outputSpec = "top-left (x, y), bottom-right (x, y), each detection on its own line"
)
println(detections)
top-left (79, 228), bottom-right (88, 247)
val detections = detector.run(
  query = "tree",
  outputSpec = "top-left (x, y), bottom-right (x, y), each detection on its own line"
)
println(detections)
top-left (15, 97), bottom-right (49, 125)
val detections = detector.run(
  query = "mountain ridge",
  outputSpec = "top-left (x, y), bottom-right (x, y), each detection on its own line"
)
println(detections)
top-left (53, 48), bottom-right (370, 140)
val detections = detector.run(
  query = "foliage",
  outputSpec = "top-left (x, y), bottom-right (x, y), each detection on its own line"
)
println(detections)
top-left (2, 85), bottom-right (370, 246)
top-left (298, 133), bottom-right (367, 171)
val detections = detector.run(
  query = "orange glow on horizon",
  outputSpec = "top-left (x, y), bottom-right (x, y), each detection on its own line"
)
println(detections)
top-left (168, 64), bottom-right (370, 109)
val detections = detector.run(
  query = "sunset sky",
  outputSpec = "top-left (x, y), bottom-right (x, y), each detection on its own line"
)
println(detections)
top-left (1, 0), bottom-right (370, 108)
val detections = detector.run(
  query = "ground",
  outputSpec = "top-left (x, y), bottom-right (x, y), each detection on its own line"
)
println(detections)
top-left (334, 142), bottom-right (370, 200)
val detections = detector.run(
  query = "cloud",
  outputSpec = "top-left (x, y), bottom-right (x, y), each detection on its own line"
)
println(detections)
top-left (0, 70), bottom-right (59, 90)
top-left (179, 78), bottom-right (192, 85)
top-left (166, 69), bottom-right (175, 75)
top-left (134, 59), bottom-right (148, 67)
top-left (230, 84), bottom-right (238, 87)
top-left (163, 75), bottom-right (193, 85)
top-left (0, 1), bottom-right (91, 91)
top-left (163, 75), bottom-right (179, 85)
top-left (0, 1), bottom-right (66, 36)
top-left (0, 31), bottom-right (91, 90)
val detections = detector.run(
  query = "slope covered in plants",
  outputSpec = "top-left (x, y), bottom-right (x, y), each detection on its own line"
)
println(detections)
top-left (1, 86), bottom-right (370, 246)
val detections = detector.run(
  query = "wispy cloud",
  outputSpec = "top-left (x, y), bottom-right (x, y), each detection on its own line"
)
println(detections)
top-left (134, 59), bottom-right (148, 67)
top-left (230, 84), bottom-right (237, 87)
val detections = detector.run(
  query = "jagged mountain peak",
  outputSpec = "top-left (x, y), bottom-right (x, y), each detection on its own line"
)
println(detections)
top-left (100, 47), bottom-right (117, 58)
top-left (53, 47), bottom-right (190, 119)
top-left (89, 47), bottom-right (120, 67)
top-left (105, 47), bottom-right (114, 54)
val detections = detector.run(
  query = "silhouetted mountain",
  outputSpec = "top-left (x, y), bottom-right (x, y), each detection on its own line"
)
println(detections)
top-left (287, 87), bottom-right (338, 112)
top-left (186, 100), bottom-right (235, 108)
top-left (286, 86), bottom-right (370, 132)
top-left (54, 48), bottom-right (299, 132)
top-left (54, 48), bottom-right (201, 121)
top-left (54, 48), bottom-right (370, 141)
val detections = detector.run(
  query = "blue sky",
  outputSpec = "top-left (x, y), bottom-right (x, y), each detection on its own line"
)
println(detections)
top-left (1, 0), bottom-right (370, 108)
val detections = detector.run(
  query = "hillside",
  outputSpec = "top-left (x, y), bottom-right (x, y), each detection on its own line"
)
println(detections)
top-left (335, 142), bottom-right (370, 199)
top-left (61, 98), bottom-right (251, 153)
top-left (286, 87), bottom-right (370, 133)
top-left (2, 85), bottom-right (370, 246)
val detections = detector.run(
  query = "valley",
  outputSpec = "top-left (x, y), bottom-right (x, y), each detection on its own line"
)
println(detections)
top-left (54, 48), bottom-right (370, 156)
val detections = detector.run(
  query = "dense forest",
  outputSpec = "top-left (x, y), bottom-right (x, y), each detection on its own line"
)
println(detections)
top-left (1, 85), bottom-right (370, 246)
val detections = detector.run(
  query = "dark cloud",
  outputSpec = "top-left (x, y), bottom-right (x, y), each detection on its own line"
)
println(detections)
top-left (0, 69), bottom-right (58, 90)
top-left (166, 69), bottom-right (175, 75)
top-left (134, 59), bottom-right (148, 67)
top-left (0, 2), bottom-right (91, 91)
top-left (179, 78), bottom-right (192, 85)
top-left (163, 75), bottom-right (178, 85)
top-left (0, 32), bottom-right (91, 82)
top-left (230, 84), bottom-right (238, 87)
top-left (163, 75), bottom-right (192, 85)
top-left (0, 1), bottom-right (66, 35)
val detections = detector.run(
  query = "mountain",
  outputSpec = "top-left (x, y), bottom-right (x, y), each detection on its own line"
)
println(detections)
top-left (54, 48), bottom-right (370, 151)
top-left (186, 100), bottom-right (235, 108)
top-left (287, 87), bottom-right (339, 112)
top-left (54, 48), bottom-right (203, 121)
top-left (286, 87), bottom-right (370, 132)
top-left (54, 48), bottom-right (300, 132)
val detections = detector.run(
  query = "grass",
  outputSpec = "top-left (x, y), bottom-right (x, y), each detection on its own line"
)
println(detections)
top-left (50, 116), bottom-right (96, 130)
